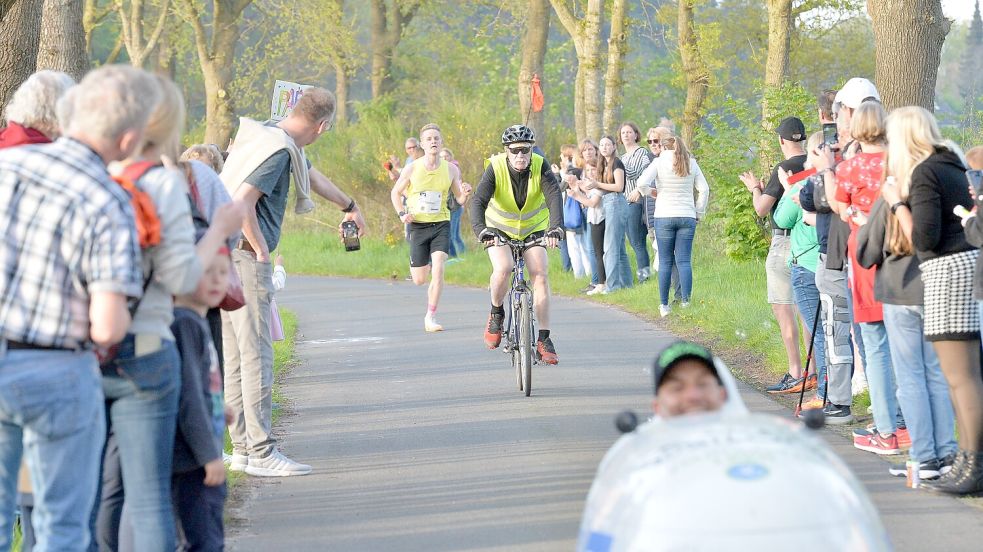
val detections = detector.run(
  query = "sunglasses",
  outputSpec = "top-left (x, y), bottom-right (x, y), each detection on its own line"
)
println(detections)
top-left (647, 139), bottom-right (661, 145)
top-left (507, 146), bottom-right (531, 155)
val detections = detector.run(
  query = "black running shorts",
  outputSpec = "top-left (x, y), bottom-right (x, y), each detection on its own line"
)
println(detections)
top-left (408, 221), bottom-right (450, 267)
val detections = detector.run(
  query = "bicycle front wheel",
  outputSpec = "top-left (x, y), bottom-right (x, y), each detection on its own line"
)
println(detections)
top-left (519, 291), bottom-right (533, 397)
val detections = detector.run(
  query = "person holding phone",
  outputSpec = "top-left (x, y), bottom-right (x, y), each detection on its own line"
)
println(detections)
top-left (959, 145), bottom-right (983, 351)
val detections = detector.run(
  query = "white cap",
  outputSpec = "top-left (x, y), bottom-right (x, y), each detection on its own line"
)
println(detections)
top-left (833, 78), bottom-right (880, 111)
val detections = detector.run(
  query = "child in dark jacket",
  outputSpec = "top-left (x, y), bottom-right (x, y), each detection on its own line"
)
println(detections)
top-left (171, 246), bottom-right (233, 551)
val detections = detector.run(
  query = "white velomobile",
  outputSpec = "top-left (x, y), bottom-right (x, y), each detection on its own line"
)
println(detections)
top-left (577, 357), bottom-right (892, 552)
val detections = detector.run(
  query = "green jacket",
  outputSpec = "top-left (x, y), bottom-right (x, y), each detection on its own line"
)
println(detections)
top-left (773, 181), bottom-right (820, 272)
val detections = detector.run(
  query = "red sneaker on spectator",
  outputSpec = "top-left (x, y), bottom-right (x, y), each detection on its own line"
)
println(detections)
top-left (896, 427), bottom-right (911, 449)
top-left (854, 432), bottom-right (900, 455)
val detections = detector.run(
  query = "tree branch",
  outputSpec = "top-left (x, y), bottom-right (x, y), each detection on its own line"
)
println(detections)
top-left (548, 0), bottom-right (580, 38)
top-left (175, 0), bottom-right (211, 66)
top-left (138, 0), bottom-right (171, 61)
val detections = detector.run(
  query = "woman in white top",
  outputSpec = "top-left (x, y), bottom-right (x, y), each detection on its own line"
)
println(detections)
top-left (637, 135), bottom-right (709, 316)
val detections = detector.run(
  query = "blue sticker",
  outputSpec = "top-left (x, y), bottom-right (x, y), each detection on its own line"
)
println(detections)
top-left (585, 531), bottom-right (614, 552)
top-left (727, 463), bottom-right (769, 480)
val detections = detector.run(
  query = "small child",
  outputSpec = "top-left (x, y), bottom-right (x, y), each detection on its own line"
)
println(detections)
top-left (171, 246), bottom-right (233, 551)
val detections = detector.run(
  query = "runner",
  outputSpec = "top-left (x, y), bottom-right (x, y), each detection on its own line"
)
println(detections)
top-left (390, 123), bottom-right (472, 332)
top-left (470, 124), bottom-right (564, 364)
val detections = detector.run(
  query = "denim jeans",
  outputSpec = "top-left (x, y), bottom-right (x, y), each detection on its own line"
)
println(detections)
top-left (791, 265), bottom-right (827, 396)
top-left (883, 304), bottom-right (956, 462)
top-left (653, 217), bottom-right (696, 305)
top-left (99, 336), bottom-right (180, 552)
top-left (448, 207), bottom-right (466, 257)
top-left (584, 223), bottom-right (600, 286)
top-left (626, 200), bottom-right (650, 276)
top-left (559, 235), bottom-right (572, 272)
top-left (602, 192), bottom-right (632, 291)
top-left (858, 321), bottom-right (899, 436)
top-left (0, 348), bottom-right (105, 552)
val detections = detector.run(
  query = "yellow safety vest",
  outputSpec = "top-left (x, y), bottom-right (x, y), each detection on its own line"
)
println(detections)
top-left (406, 158), bottom-right (451, 223)
top-left (485, 153), bottom-right (549, 239)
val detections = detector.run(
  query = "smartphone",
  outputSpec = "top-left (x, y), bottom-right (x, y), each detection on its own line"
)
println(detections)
top-left (341, 221), bottom-right (360, 252)
top-left (967, 169), bottom-right (983, 195)
top-left (822, 123), bottom-right (838, 148)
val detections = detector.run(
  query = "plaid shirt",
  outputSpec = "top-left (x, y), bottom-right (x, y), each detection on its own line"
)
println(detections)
top-left (0, 138), bottom-right (143, 349)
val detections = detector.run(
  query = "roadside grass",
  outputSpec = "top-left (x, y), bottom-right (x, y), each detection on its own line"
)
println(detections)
top-left (224, 309), bottom-right (299, 490)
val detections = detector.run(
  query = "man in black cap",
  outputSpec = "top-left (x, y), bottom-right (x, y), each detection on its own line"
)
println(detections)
top-left (653, 341), bottom-right (728, 417)
top-left (738, 117), bottom-right (811, 396)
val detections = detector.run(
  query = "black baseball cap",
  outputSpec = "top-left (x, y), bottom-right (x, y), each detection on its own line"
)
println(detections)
top-left (776, 117), bottom-right (806, 142)
top-left (653, 340), bottom-right (721, 393)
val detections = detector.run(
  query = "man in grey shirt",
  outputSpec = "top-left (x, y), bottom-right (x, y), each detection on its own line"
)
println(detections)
top-left (223, 88), bottom-right (365, 477)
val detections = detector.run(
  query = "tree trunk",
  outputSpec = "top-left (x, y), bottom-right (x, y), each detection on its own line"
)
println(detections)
top-left (180, 0), bottom-right (251, 146)
top-left (518, 0), bottom-right (550, 139)
top-left (867, 0), bottom-right (949, 111)
top-left (36, 0), bottom-right (89, 80)
top-left (1, 0), bottom-right (16, 22)
top-left (83, 0), bottom-right (113, 57)
top-left (333, 59), bottom-right (348, 128)
top-left (761, 0), bottom-right (791, 123)
top-left (549, 0), bottom-right (603, 140)
top-left (601, 0), bottom-right (628, 136)
top-left (678, 0), bottom-right (709, 146)
top-left (369, 0), bottom-right (418, 99)
top-left (0, 0), bottom-right (43, 113)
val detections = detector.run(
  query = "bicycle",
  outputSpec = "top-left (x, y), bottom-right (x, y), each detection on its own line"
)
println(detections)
top-left (496, 235), bottom-right (547, 397)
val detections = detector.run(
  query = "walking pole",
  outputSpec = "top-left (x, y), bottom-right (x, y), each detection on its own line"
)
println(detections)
top-left (795, 300), bottom-right (824, 417)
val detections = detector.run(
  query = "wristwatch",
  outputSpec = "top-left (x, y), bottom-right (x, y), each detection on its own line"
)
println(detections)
top-left (890, 201), bottom-right (907, 214)
top-left (398, 210), bottom-right (407, 218)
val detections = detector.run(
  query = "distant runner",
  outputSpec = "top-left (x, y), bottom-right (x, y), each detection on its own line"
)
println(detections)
top-left (391, 123), bottom-right (471, 332)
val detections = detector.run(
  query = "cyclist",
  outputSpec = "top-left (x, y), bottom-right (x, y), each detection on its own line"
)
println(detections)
top-left (470, 124), bottom-right (564, 364)
top-left (391, 123), bottom-right (471, 332)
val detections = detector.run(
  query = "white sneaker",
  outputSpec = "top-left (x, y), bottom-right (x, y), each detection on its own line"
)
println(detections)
top-left (659, 305), bottom-right (671, 317)
top-left (424, 314), bottom-right (443, 332)
top-left (586, 284), bottom-right (607, 296)
top-left (224, 452), bottom-right (247, 472)
top-left (681, 301), bottom-right (691, 309)
top-left (244, 449), bottom-right (311, 477)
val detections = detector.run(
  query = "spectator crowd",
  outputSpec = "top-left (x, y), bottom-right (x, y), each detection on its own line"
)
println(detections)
top-left (0, 65), bottom-right (363, 551)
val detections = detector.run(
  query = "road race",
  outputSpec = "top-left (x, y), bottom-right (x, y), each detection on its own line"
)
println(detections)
top-left (2, 1), bottom-right (983, 551)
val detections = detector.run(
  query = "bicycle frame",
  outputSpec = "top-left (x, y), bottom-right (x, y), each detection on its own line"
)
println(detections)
top-left (500, 238), bottom-right (537, 353)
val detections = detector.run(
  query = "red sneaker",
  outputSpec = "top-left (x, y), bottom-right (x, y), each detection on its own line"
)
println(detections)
top-left (897, 427), bottom-right (911, 449)
top-left (853, 432), bottom-right (901, 455)
top-left (536, 337), bottom-right (558, 365)
top-left (484, 313), bottom-right (504, 349)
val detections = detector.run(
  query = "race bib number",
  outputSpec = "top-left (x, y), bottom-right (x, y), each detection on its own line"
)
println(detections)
top-left (417, 191), bottom-right (443, 214)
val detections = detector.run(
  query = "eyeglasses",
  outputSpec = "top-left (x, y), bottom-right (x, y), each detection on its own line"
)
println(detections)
top-left (507, 146), bottom-right (531, 155)
top-left (647, 139), bottom-right (661, 145)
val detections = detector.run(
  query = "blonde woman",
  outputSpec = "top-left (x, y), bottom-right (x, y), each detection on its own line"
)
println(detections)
top-left (880, 106), bottom-right (982, 495)
top-left (97, 75), bottom-right (244, 550)
top-left (637, 135), bottom-right (709, 316)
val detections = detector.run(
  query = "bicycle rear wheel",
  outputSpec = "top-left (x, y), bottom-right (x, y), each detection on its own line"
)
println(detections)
top-left (519, 291), bottom-right (533, 396)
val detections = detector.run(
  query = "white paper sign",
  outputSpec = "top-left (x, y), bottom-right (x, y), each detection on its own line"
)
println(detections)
top-left (270, 80), bottom-right (313, 121)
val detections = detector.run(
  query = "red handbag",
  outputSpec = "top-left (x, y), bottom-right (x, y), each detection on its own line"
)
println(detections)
top-left (220, 259), bottom-right (246, 311)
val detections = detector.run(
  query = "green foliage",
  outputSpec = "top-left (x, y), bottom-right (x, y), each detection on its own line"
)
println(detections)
top-left (694, 82), bottom-right (817, 259)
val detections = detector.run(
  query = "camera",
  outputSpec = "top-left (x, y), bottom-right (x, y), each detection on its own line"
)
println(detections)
top-left (822, 123), bottom-right (838, 148)
top-left (383, 160), bottom-right (394, 171)
top-left (341, 221), bottom-right (360, 252)
top-left (967, 169), bottom-right (983, 196)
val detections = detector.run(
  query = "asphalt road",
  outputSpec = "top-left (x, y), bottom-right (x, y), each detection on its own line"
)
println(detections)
top-left (227, 276), bottom-right (983, 551)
